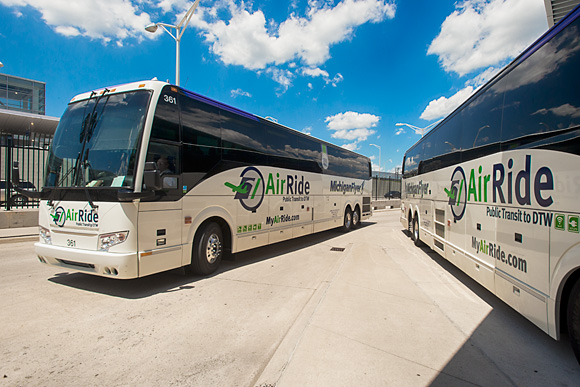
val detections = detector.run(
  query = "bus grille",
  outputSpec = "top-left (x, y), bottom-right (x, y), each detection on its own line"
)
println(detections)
top-left (57, 259), bottom-right (95, 269)
top-left (363, 196), bottom-right (371, 213)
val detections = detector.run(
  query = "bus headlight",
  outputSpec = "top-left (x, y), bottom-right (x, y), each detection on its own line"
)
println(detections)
top-left (98, 231), bottom-right (129, 251)
top-left (39, 226), bottom-right (51, 244)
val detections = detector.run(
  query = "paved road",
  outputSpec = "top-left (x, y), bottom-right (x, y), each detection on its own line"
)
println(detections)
top-left (1, 210), bottom-right (579, 386)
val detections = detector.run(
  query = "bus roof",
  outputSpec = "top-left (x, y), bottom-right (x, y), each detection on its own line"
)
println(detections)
top-left (68, 79), bottom-right (369, 160)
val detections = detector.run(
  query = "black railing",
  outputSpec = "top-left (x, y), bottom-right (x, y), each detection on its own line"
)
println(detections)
top-left (1, 131), bottom-right (52, 210)
top-left (372, 173), bottom-right (401, 200)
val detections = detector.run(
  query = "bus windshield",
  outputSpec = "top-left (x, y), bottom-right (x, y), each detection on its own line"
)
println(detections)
top-left (45, 90), bottom-right (151, 189)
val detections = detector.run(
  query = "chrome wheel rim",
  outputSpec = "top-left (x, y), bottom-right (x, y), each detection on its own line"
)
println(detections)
top-left (206, 233), bottom-right (222, 264)
top-left (345, 212), bottom-right (352, 229)
top-left (353, 210), bottom-right (360, 226)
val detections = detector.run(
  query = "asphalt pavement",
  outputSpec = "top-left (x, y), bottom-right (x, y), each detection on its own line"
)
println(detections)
top-left (1, 209), bottom-right (579, 386)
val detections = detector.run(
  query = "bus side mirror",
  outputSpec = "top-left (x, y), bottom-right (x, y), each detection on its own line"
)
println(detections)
top-left (143, 161), bottom-right (162, 191)
top-left (11, 161), bottom-right (21, 186)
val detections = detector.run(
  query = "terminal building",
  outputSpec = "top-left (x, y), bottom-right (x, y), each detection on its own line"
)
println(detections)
top-left (0, 73), bottom-right (59, 209)
top-left (544, 0), bottom-right (580, 27)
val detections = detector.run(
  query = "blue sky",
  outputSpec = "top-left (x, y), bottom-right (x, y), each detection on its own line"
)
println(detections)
top-left (0, 0), bottom-right (548, 173)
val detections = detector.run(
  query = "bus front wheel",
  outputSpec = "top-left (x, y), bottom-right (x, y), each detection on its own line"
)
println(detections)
top-left (188, 222), bottom-right (223, 276)
top-left (567, 279), bottom-right (580, 364)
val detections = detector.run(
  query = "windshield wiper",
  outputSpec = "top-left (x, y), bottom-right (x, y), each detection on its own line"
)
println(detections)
top-left (73, 88), bottom-right (110, 210)
top-left (79, 91), bottom-right (96, 144)
top-left (80, 148), bottom-right (97, 210)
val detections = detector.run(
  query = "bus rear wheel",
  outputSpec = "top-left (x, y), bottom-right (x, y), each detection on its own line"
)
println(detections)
top-left (342, 208), bottom-right (353, 232)
top-left (412, 216), bottom-right (422, 247)
top-left (188, 222), bottom-right (223, 276)
top-left (352, 207), bottom-right (361, 229)
top-left (567, 280), bottom-right (580, 364)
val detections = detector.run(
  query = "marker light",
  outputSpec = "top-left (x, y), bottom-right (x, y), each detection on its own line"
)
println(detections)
top-left (39, 226), bottom-right (51, 244)
top-left (98, 231), bottom-right (129, 251)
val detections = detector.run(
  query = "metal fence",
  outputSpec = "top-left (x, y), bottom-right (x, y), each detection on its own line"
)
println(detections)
top-left (372, 172), bottom-right (402, 200)
top-left (1, 131), bottom-right (52, 210)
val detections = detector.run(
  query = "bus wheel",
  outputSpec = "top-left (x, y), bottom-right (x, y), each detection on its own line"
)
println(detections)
top-left (568, 280), bottom-right (580, 364)
top-left (189, 222), bottom-right (223, 275)
top-left (352, 207), bottom-right (361, 229)
top-left (342, 208), bottom-right (353, 232)
top-left (412, 216), bottom-right (422, 247)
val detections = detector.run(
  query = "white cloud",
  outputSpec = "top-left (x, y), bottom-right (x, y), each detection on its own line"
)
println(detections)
top-left (395, 127), bottom-right (404, 135)
top-left (231, 88), bottom-right (251, 98)
top-left (326, 111), bottom-right (380, 131)
top-left (266, 68), bottom-right (295, 93)
top-left (302, 67), bottom-right (344, 86)
top-left (465, 66), bottom-right (501, 88)
top-left (194, 0), bottom-right (396, 70)
top-left (427, 0), bottom-right (547, 76)
top-left (328, 73), bottom-right (344, 87)
top-left (325, 111), bottom-right (380, 149)
top-left (302, 67), bottom-right (329, 78)
top-left (0, 0), bottom-right (155, 43)
top-left (420, 86), bottom-right (474, 121)
top-left (342, 142), bottom-right (360, 151)
top-left (331, 127), bottom-right (376, 141)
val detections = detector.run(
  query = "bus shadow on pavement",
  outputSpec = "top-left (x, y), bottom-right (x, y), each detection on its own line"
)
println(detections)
top-left (47, 221), bottom-right (376, 299)
top-left (403, 232), bottom-right (580, 383)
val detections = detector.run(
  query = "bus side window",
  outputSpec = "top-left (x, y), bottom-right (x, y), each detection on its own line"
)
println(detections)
top-left (146, 142), bottom-right (180, 190)
top-left (180, 94), bottom-right (221, 147)
top-left (151, 87), bottom-right (180, 142)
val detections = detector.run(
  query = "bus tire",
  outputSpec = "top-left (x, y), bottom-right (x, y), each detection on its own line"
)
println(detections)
top-left (342, 208), bottom-right (353, 232)
top-left (188, 222), bottom-right (223, 276)
top-left (412, 215), bottom-right (422, 247)
top-left (352, 207), bottom-right (361, 229)
top-left (567, 279), bottom-right (580, 364)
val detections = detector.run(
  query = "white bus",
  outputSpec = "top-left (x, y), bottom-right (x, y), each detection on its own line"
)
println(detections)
top-left (13, 80), bottom-right (371, 278)
top-left (400, 6), bottom-right (580, 362)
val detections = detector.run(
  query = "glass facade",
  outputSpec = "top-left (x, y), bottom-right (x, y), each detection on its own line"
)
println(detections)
top-left (0, 74), bottom-right (46, 115)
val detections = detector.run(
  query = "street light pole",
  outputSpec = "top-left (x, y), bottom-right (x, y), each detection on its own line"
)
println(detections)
top-left (145, 0), bottom-right (201, 86)
top-left (370, 143), bottom-right (381, 175)
top-left (370, 143), bottom-right (381, 200)
top-left (395, 119), bottom-right (442, 137)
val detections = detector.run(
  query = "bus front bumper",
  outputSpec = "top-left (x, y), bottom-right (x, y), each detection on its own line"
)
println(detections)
top-left (35, 243), bottom-right (139, 279)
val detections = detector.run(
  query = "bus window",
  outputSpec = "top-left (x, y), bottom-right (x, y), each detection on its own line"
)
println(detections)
top-left (221, 109), bottom-right (266, 153)
top-left (501, 17), bottom-right (580, 147)
top-left (180, 94), bottom-right (221, 147)
top-left (151, 86), bottom-right (180, 142)
top-left (146, 142), bottom-right (180, 190)
top-left (460, 85), bottom-right (502, 162)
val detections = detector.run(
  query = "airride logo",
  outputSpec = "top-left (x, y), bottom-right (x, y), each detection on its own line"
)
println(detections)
top-left (446, 166), bottom-right (467, 221)
top-left (51, 206), bottom-right (99, 228)
top-left (445, 155), bottom-right (554, 221)
top-left (225, 167), bottom-right (311, 213)
top-left (224, 167), bottom-right (265, 213)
